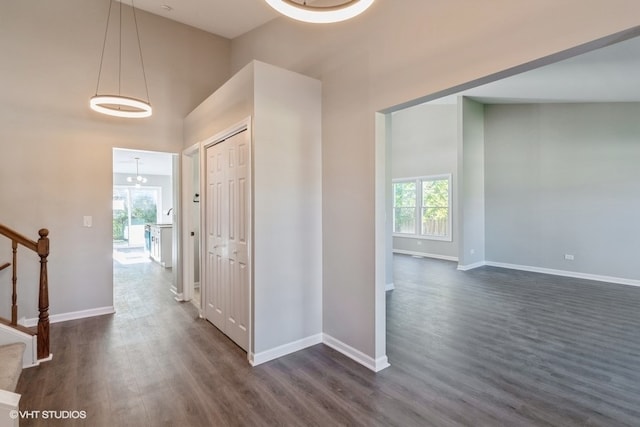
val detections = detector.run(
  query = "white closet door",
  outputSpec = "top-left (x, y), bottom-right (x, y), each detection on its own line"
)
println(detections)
top-left (205, 130), bottom-right (250, 351)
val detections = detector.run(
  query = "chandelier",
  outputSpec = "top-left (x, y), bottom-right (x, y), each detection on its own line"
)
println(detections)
top-left (264, 0), bottom-right (375, 24)
top-left (90, 0), bottom-right (152, 118)
top-left (127, 158), bottom-right (148, 187)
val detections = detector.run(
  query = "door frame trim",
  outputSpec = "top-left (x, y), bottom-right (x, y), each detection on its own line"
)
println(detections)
top-left (181, 143), bottom-right (200, 312)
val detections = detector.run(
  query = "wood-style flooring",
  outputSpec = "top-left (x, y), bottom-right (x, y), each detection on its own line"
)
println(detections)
top-left (15, 254), bottom-right (640, 426)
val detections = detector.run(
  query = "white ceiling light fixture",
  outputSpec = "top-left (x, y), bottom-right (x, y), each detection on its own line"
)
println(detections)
top-left (264, 0), bottom-right (375, 24)
top-left (90, 0), bottom-right (152, 118)
top-left (127, 157), bottom-right (148, 187)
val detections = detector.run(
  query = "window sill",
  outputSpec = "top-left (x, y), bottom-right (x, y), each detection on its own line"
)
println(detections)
top-left (393, 234), bottom-right (453, 243)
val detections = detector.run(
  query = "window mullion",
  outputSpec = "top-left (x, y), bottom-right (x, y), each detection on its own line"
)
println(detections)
top-left (416, 179), bottom-right (422, 235)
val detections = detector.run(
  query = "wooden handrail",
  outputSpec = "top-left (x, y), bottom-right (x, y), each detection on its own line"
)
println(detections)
top-left (0, 224), bottom-right (50, 360)
top-left (0, 224), bottom-right (38, 252)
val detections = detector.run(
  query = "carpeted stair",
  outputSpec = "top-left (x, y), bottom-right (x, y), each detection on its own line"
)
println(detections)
top-left (0, 343), bottom-right (25, 392)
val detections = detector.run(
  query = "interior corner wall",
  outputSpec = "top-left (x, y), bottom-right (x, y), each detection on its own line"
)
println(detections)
top-left (230, 0), bottom-right (640, 362)
top-left (484, 102), bottom-right (640, 281)
top-left (458, 97), bottom-right (486, 268)
top-left (0, 0), bottom-right (230, 320)
top-left (183, 63), bottom-right (254, 147)
top-left (252, 61), bottom-right (323, 354)
top-left (390, 103), bottom-right (458, 259)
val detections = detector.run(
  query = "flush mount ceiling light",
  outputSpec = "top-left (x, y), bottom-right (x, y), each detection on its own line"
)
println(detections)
top-left (127, 157), bottom-right (148, 187)
top-left (264, 0), bottom-right (375, 24)
top-left (90, 0), bottom-right (152, 118)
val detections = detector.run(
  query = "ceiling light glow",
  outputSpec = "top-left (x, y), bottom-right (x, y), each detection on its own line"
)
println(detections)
top-left (264, 0), bottom-right (374, 24)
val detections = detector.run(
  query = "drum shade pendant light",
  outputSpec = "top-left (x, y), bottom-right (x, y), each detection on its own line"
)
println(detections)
top-left (264, 0), bottom-right (375, 24)
top-left (90, 0), bottom-right (152, 118)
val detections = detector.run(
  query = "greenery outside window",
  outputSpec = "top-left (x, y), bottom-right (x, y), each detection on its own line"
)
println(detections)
top-left (113, 186), bottom-right (160, 243)
top-left (393, 174), bottom-right (452, 241)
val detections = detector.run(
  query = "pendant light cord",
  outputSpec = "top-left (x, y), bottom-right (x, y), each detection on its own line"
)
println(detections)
top-left (93, 0), bottom-right (150, 104)
top-left (131, 0), bottom-right (151, 104)
top-left (119, 0), bottom-right (122, 96)
top-left (94, 0), bottom-right (114, 95)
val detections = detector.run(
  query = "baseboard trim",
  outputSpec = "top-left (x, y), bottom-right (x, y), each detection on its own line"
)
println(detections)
top-left (19, 306), bottom-right (115, 328)
top-left (485, 261), bottom-right (640, 288)
top-left (322, 333), bottom-right (390, 372)
top-left (385, 282), bottom-right (395, 291)
top-left (170, 287), bottom-right (185, 302)
top-left (393, 249), bottom-right (458, 262)
top-left (457, 261), bottom-right (487, 271)
top-left (250, 333), bottom-right (323, 366)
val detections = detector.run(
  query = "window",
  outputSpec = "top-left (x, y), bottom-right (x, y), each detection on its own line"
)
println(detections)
top-left (113, 186), bottom-right (161, 245)
top-left (393, 174), bottom-right (451, 241)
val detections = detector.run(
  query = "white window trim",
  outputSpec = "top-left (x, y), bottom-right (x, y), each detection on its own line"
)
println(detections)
top-left (392, 174), bottom-right (452, 242)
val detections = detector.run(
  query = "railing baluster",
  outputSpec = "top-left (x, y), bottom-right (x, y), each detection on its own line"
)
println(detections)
top-left (11, 241), bottom-right (17, 325)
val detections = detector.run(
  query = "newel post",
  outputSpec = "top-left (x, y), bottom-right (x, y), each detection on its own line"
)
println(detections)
top-left (36, 228), bottom-right (50, 360)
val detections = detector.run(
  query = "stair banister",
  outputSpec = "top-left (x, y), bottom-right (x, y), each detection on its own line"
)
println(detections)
top-left (0, 224), bottom-right (50, 361)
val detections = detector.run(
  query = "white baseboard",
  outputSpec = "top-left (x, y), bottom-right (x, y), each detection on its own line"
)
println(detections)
top-left (19, 306), bottom-right (115, 328)
top-left (170, 287), bottom-right (185, 302)
top-left (393, 249), bottom-right (458, 262)
top-left (385, 282), bottom-right (395, 291)
top-left (322, 333), bottom-right (390, 372)
top-left (485, 261), bottom-right (640, 288)
top-left (457, 261), bottom-right (487, 271)
top-left (250, 333), bottom-right (323, 366)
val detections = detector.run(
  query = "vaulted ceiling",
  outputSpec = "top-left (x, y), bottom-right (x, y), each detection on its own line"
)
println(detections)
top-left (122, 0), bottom-right (278, 38)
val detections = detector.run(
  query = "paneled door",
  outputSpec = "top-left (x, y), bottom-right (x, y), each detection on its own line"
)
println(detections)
top-left (205, 130), bottom-right (250, 351)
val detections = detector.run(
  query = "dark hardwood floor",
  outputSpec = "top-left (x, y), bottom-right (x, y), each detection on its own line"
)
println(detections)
top-left (15, 254), bottom-right (640, 426)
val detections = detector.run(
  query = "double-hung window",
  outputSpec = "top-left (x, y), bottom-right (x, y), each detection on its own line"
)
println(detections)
top-left (393, 174), bottom-right (451, 241)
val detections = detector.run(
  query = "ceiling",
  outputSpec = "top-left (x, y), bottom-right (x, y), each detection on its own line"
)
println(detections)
top-left (113, 148), bottom-right (174, 176)
top-left (124, 0), bottom-right (640, 104)
top-left (123, 0), bottom-right (278, 39)
top-left (112, 6), bottom-right (639, 174)
top-left (433, 34), bottom-right (640, 105)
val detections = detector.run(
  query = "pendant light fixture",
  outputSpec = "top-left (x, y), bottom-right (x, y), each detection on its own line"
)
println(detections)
top-left (127, 157), bottom-right (148, 187)
top-left (264, 0), bottom-right (375, 24)
top-left (90, 0), bottom-right (152, 118)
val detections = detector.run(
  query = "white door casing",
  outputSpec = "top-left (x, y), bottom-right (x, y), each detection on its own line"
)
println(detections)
top-left (205, 129), bottom-right (250, 351)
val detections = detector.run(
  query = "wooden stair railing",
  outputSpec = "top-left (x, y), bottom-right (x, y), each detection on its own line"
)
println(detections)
top-left (0, 224), bottom-right (50, 360)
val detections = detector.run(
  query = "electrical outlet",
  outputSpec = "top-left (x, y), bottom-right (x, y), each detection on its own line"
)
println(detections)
top-left (564, 254), bottom-right (574, 261)
top-left (83, 216), bottom-right (92, 227)
top-left (416, 240), bottom-right (422, 246)
top-left (470, 249), bottom-right (475, 255)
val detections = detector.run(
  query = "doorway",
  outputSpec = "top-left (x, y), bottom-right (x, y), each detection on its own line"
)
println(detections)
top-left (112, 148), bottom-right (178, 297)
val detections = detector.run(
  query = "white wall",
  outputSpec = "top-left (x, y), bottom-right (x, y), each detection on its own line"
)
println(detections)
top-left (0, 1), bottom-right (230, 321)
top-left (391, 103), bottom-right (458, 259)
top-left (253, 62), bottom-right (323, 355)
top-left (184, 61), bottom-right (323, 360)
top-left (484, 102), bottom-right (640, 281)
top-left (457, 97), bottom-right (486, 268)
top-left (230, 1), bottom-right (640, 362)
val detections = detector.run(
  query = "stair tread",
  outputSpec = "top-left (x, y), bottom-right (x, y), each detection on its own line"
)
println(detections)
top-left (0, 342), bottom-right (25, 392)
